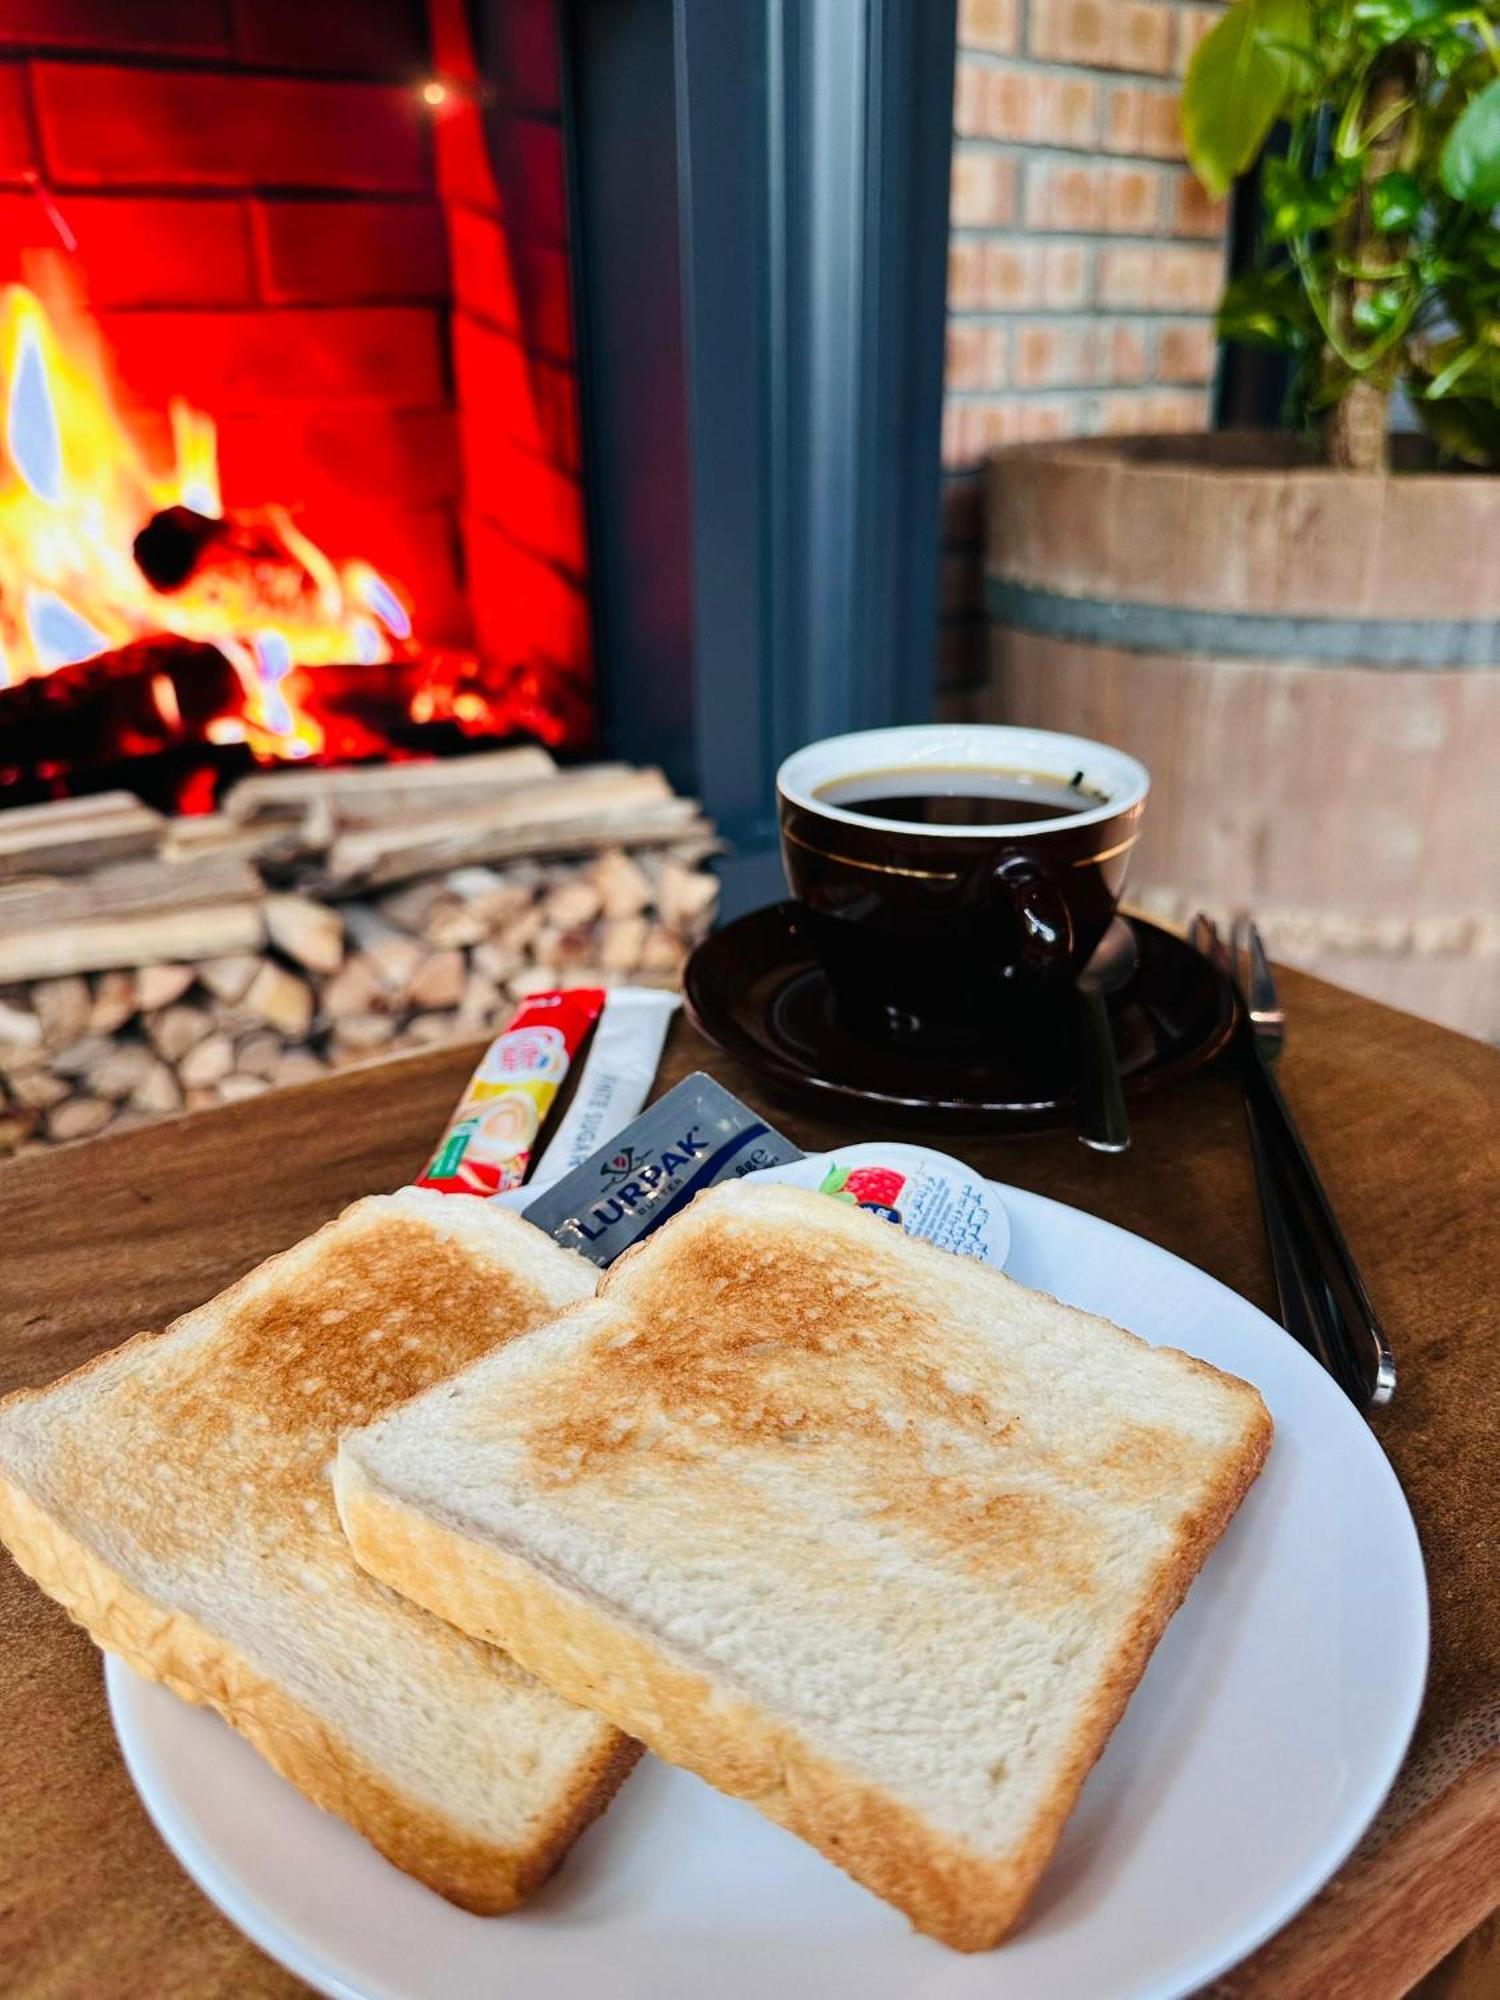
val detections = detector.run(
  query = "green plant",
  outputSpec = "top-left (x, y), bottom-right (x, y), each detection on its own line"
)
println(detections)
top-left (1183, 1), bottom-right (1500, 472)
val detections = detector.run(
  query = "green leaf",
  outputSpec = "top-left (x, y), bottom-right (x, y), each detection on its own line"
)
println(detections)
top-left (1430, 29), bottom-right (1479, 79)
top-left (1263, 155), bottom-right (1363, 239)
top-left (1351, 0), bottom-right (1456, 47)
top-left (1215, 267), bottom-right (1316, 351)
top-left (1351, 282), bottom-right (1409, 334)
top-left (1441, 78), bottom-right (1500, 208)
top-left (817, 1164), bottom-right (849, 1195)
top-left (1182, 0), bottom-right (1312, 200)
top-left (1413, 390), bottom-right (1500, 467)
top-left (1371, 170), bottom-right (1424, 233)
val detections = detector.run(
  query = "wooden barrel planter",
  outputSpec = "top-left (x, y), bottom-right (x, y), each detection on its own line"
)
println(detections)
top-left (980, 434), bottom-right (1500, 1040)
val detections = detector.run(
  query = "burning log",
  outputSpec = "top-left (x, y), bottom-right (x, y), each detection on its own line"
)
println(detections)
top-left (278, 654), bottom-right (576, 763)
top-left (133, 507), bottom-right (236, 591)
top-left (0, 638), bottom-right (246, 790)
top-left (132, 504), bottom-right (344, 632)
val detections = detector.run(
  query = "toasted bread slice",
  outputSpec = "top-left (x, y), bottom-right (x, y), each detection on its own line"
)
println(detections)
top-left (337, 1181), bottom-right (1271, 1950)
top-left (0, 1188), bottom-right (639, 1911)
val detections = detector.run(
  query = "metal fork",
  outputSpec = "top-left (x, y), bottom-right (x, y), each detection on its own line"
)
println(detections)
top-left (1190, 913), bottom-right (1396, 1409)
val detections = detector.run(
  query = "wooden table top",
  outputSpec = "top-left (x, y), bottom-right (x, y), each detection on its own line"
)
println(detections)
top-left (1, 968), bottom-right (1496, 1999)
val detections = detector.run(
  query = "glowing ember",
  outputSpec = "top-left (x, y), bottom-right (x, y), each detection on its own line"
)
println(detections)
top-left (0, 285), bottom-right (417, 760)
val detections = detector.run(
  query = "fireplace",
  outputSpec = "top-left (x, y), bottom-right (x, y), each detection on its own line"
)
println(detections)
top-left (0, 0), bottom-right (959, 1153)
top-left (0, 0), bottom-right (593, 805)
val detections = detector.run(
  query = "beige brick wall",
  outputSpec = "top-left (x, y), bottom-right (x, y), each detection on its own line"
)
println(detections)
top-left (940, 0), bottom-right (1229, 695)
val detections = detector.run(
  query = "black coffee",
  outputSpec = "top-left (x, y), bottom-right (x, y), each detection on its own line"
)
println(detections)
top-left (815, 765), bottom-right (1101, 827)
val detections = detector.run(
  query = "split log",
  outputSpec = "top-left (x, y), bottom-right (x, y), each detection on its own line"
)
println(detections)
top-left (88, 1044), bottom-right (159, 1101)
top-left (0, 1107), bottom-right (37, 1151)
top-left (322, 769), bottom-right (707, 890)
top-left (46, 1097), bottom-right (113, 1142)
top-left (160, 813), bottom-right (301, 868)
top-left (30, 977), bottom-right (91, 1049)
top-left (179, 1034), bottom-right (234, 1088)
top-left (375, 881), bottom-right (449, 935)
top-left (130, 1060), bottom-right (183, 1116)
top-left (591, 848), bottom-right (653, 919)
top-left (470, 940), bottom-right (523, 985)
top-left (8, 1068), bottom-right (69, 1110)
top-left (497, 907), bottom-right (544, 954)
top-left (0, 792), bottom-right (164, 880)
top-left (406, 949), bottom-right (465, 1011)
top-left (442, 868), bottom-right (532, 930)
top-left (600, 916), bottom-right (649, 973)
top-left (656, 857), bottom-right (720, 935)
top-left (365, 937), bottom-right (425, 996)
top-left (320, 955), bottom-right (385, 1020)
top-left (331, 1013), bottom-right (397, 1054)
top-left (455, 969), bottom-right (501, 1031)
top-left (234, 1031), bottom-right (285, 1080)
top-left (216, 1074), bottom-right (271, 1102)
top-left (640, 924), bottom-right (688, 975)
top-left (206, 1004), bottom-right (260, 1039)
top-left (421, 899), bottom-right (487, 950)
top-left (405, 1012), bottom-right (460, 1045)
top-left (51, 1035), bottom-right (116, 1079)
top-left (90, 970), bottom-right (138, 1033)
top-left (223, 745), bottom-right (556, 824)
top-left (0, 998), bottom-right (42, 1051)
top-left (264, 895), bottom-right (343, 975)
top-left (543, 879), bottom-right (602, 930)
top-left (244, 963), bottom-right (313, 1038)
top-left (0, 855), bottom-right (265, 981)
top-left (508, 966), bottom-right (565, 999)
top-left (148, 1005), bottom-right (212, 1062)
top-left (198, 955), bottom-right (259, 1004)
top-left (136, 963), bottom-right (197, 1011)
top-left (272, 1049), bottom-right (328, 1086)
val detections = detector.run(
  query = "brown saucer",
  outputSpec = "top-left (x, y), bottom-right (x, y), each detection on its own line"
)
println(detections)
top-left (683, 903), bottom-right (1235, 1132)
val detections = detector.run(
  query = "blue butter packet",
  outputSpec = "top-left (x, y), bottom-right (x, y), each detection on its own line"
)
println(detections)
top-left (521, 1071), bottom-right (803, 1266)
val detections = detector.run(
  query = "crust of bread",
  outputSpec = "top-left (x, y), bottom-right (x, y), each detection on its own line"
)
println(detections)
top-left (0, 1467), bottom-right (640, 1913)
top-left (983, 1392), bottom-right (1272, 1935)
top-left (342, 1409), bottom-right (1262, 1951)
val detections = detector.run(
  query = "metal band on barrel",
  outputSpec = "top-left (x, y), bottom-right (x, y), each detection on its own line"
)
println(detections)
top-left (987, 577), bottom-right (1500, 669)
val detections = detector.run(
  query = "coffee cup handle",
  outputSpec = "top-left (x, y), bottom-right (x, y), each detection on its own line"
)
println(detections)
top-left (992, 856), bottom-right (1075, 975)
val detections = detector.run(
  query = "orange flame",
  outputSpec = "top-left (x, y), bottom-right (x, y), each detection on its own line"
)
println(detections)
top-left (0, 285), bottom-right (416, 760)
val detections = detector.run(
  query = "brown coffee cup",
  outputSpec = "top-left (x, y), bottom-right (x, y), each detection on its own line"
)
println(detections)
top-left (777, 724), bottom-right (1149, 1052)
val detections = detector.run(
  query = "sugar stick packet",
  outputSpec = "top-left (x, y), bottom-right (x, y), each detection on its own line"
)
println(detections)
top-left (529, 987), bottom-right (680, 1185)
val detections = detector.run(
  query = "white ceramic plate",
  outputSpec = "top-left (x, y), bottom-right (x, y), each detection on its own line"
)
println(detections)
top-left (106, 1181), bottom-right (1428, 2000)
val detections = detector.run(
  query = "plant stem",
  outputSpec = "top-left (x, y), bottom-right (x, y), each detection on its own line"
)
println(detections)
top-left (1328, 379), bottom-right (1390, 472)
top-left (1325, 52), bottom-right (1416, 472)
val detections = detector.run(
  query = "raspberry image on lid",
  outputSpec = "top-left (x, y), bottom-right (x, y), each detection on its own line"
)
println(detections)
top-left (841, 1165), bottom-right (906, 1209)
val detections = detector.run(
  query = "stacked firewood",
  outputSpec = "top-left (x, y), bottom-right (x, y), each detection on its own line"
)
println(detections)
top-left (0, 750), bottom-right (718, 1154)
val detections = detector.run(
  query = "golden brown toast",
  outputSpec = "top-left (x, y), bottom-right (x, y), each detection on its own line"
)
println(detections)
top-left (338, 1181), bottom-right (1271, 1948)
top-left (0, 1188), bottom-right (639, 1909)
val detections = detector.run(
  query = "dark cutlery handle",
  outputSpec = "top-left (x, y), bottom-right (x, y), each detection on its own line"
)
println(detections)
top-left (1075, 977), bottom-right (1130, 1154)
top-left (1238, 1051), bottom-right (1395, 1407)
top-left (1243, 1110), bottom-right (1363, 1401)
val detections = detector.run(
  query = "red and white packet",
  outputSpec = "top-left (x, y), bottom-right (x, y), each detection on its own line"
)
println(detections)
top-left (414, 988), bottom-right (605, 1198)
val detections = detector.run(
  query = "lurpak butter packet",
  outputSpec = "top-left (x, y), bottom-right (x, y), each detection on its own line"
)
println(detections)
top-left (522, 1071), bottom-right (803, 1266)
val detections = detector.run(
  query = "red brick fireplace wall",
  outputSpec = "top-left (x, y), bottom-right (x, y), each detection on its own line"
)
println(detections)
top-left (0, 0), bottom-right (591, 744)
